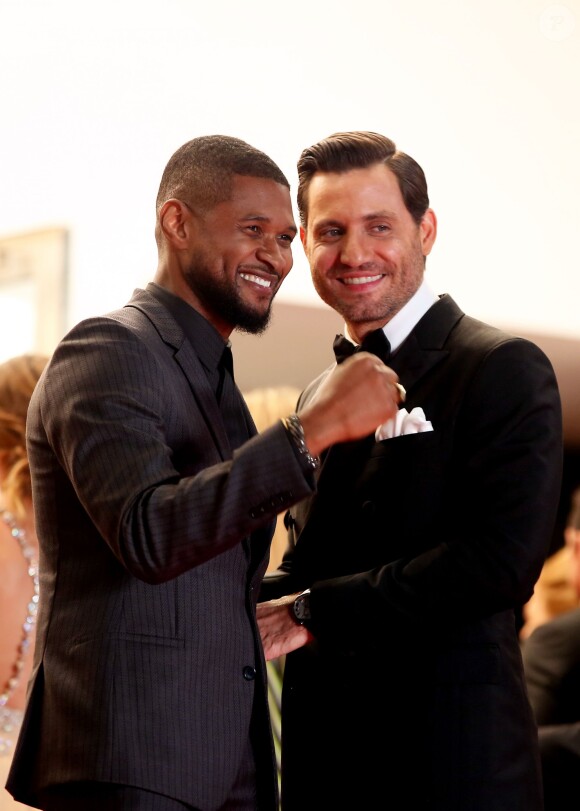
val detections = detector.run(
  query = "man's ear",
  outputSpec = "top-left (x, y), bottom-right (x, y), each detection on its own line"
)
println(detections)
top-left (159, 199), bottom-right (192, 248)
top-left (419, 208), bottom-right (437, 256)
top-left (300, 225), bottom-right (308, 251)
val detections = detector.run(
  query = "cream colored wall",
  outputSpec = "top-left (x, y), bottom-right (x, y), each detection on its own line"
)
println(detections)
top-left (0, 0), bottom-right (578, 342)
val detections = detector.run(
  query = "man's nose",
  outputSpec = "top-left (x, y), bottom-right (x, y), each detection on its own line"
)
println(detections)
top-left (339, 232), bottom-right (370, 266)
top-left (256, 236), bottom-right (292, 273)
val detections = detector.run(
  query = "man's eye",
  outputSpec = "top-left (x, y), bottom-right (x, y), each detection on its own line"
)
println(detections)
top-left (279, 233), bottom-right (294, 244)
top-left (320, 228), bottom-right (341, 239)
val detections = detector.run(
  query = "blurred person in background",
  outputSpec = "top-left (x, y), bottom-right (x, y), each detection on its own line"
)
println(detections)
top-left (522, 486), bottom-right (580, 811)
top-left (0, 354), bottom-right (47, 811)
top-left (243, 385), bottom-right (301, 573)
top-left (520, 487), bottom-right (580, 641)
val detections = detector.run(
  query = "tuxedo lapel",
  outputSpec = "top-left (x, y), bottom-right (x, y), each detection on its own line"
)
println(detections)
top-left (388, 330), bottom-right (447, 389)
top-left (294, 296), bottom-right (465, 548)
top-left (389, 294), bottom-right (464, 391)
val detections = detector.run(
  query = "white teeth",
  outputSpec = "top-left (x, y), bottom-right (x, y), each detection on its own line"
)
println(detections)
top-left (240, 273), bottom-right (271, 288)
top-left (342, 275), bottom-right (381, 285)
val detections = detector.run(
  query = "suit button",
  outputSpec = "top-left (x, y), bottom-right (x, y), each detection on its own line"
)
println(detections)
top-left (243, 666), bottom-right (256, 681)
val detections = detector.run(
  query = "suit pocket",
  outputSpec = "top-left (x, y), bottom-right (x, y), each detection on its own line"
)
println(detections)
top-left (369, 426), bottom-right (439, 458)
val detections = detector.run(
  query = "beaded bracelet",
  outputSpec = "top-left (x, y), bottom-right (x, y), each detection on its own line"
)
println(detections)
top-left (281, 413), bottom-right (321, 471)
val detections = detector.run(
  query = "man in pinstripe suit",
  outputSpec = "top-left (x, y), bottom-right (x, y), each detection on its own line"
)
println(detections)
top-left (6, 135), bottom-right (403, 811)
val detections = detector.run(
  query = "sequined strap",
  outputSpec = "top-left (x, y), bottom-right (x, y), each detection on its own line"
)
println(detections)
top-left (0, 706), bottom-right (24, 756)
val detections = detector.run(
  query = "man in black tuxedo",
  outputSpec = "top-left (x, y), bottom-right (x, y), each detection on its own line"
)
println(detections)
top-left (6, 135), bottom-right (402, 811)
top-left (258, 131), bottom-right (564, 810)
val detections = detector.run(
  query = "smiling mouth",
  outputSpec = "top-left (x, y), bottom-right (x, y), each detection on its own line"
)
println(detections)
top-left (240, 272), bottom-right (273, 289)
top-left (341, 274), bottom-right (383, 285)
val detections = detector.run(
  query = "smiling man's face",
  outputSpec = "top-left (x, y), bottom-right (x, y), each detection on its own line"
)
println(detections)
top-left (301, 162), bottom-right (436, 340)
top-left (183, 174), bottom-right (297, 335)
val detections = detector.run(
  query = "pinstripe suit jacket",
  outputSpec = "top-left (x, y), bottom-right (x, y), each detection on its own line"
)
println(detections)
top-left (7, 287), bottom-right (313, 810)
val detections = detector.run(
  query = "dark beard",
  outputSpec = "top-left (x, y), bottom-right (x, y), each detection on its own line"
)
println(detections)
top-left (183, 265), bottom-right (272, 335)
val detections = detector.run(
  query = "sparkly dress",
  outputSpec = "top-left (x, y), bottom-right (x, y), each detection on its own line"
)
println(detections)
top-left (0, 511), bottom-right (39, 811)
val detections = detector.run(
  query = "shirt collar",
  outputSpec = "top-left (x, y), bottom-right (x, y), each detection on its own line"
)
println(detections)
top-left (344, 280), bottom-right (438, 354)
top-left (146, 282), bottom-right (227, 374)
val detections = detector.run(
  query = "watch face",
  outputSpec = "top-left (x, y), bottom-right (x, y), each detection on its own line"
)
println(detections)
top-left (294, 593), bottom-right (311, 622)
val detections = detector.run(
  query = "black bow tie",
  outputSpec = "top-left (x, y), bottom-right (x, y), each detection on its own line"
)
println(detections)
top-left (333, 329), bottom-right (391, 364)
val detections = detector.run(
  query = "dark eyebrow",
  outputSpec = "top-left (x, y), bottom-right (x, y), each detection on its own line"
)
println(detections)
top-left (362, 210), bottom-right (398, 222)
top-left (313, 218), bottom-right (343, 230)
top-left (314, 211), bottom-right (398, 230)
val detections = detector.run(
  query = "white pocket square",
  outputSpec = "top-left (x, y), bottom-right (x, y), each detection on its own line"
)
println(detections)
top-left (375, 406), bottom-right (433, 441)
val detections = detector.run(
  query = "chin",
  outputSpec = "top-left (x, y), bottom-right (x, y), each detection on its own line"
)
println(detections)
top-left (236, 308), bottom-right (271, 335)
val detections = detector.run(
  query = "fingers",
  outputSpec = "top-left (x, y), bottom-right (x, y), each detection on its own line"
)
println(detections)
top-left (354, 352), bottom-right (404, 403)
top-left (299, 352), bottom-right (405, 452)
top-left (258, 599), bottom-right (312, 660)
top-left (394, 381), bottom-right (406, 403)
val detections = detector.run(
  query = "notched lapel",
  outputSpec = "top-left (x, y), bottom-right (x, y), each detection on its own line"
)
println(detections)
top-left (126, 290), bottom-right (232, 459)
top-left (173, 342), bottom-right (231, 458)
top-left (389, 331), bottom-right (448, 391)
top-left (389, 294), bottom-right (464, 392)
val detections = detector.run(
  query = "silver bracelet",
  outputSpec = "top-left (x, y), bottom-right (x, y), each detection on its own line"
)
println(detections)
top-left (282, 413), bottom-right (321, 471)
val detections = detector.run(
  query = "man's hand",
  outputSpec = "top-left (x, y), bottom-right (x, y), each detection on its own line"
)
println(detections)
top-left (257, 595), bottom-right (313, 661)
top-left (299, 352), bottom-right (403, 457)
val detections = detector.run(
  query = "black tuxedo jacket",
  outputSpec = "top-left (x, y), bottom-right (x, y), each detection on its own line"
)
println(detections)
top-left (261, 295), bottom-right (563, 810)
top-left (7, 288), bottom-right (315, 810)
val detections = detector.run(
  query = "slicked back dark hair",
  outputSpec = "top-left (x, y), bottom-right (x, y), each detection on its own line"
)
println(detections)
top-left (297, 131), bottom-right (429, 227)
top-left (156, 135), bottom-right (290, 217)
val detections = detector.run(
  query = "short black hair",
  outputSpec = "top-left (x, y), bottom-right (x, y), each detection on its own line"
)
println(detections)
top-left (156, 135), bottom-right (289, 216)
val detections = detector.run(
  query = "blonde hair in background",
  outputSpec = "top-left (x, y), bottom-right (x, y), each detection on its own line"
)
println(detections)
top-left (244, 386), bottom-right (300, 572)
top-left (244, 386), bottom-right (300, 433)
top-left (0, 353), bottom-right (49, 519)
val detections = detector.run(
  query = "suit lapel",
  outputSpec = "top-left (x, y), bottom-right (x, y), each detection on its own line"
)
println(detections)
top-left (292, 295), bottom-right (465, 550)
top-left (124, 290), bottom-right (232, 459)
top-left (173, 341), bottom-right (233, 456)
top-left (389, 294), bottom-right (464, 392)
top-left (389, 330), bottom-right (447, 390)
top-left (122, 289), bottom-right (265, 567)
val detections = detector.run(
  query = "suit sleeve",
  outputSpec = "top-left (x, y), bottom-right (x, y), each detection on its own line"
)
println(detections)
top-left (34, 317), bottom-right (315, 584)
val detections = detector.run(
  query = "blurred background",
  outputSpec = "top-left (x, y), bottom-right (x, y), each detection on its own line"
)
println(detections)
top-left (1, 0), bottom-right (579, 523)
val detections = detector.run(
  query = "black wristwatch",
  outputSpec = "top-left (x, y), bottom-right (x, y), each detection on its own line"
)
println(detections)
top-left (292, 589), bottom-right (311, 625)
